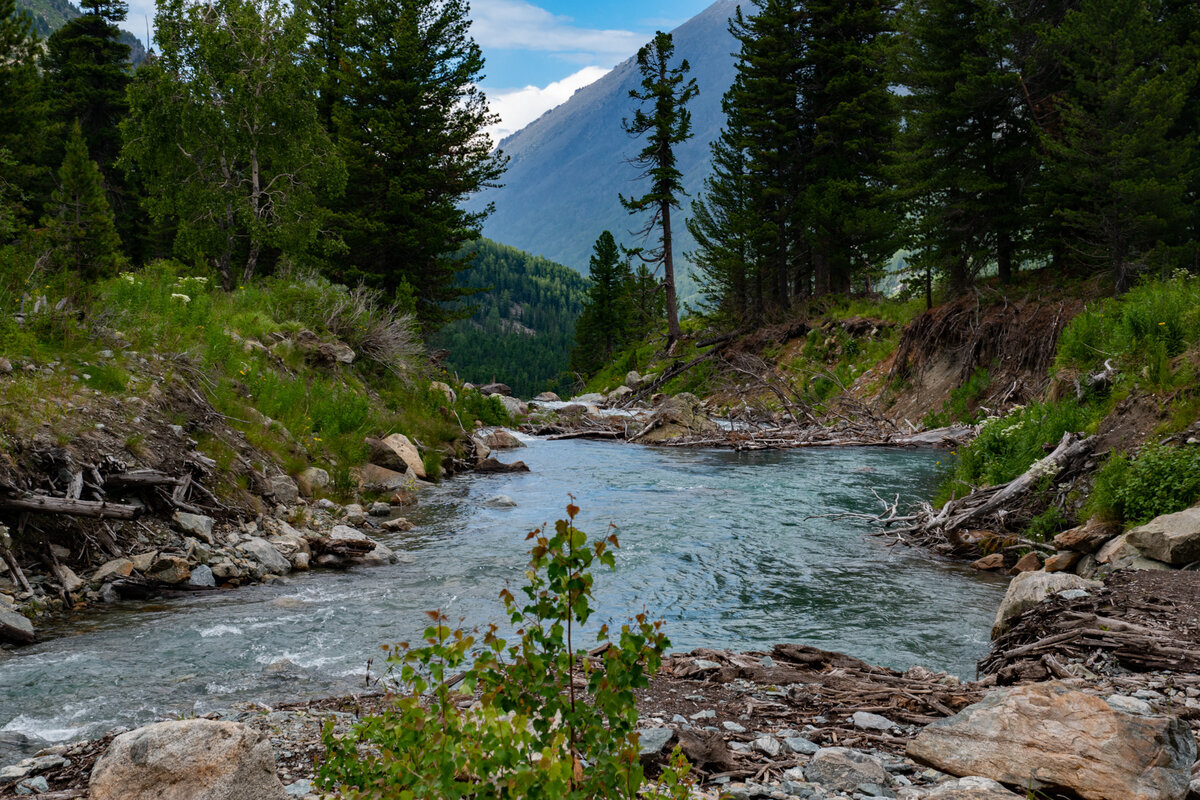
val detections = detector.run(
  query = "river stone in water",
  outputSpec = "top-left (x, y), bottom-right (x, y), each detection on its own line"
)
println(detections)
top-left (1126, 506), bottom-right (1200, 565)
top-left (90, 719), bottom-right (287, 800)
top-left (0, 607), bottom-right (34, 645)
top-left (907, 681), bottom-right (1196, 800)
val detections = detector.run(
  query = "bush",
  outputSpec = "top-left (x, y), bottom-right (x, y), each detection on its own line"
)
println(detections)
top-left (1085, 443), bottom-right (1200, 525)
top-left (319, 502), bottom-right (689, 800)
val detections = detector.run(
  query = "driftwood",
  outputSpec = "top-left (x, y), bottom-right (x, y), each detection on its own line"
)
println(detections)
top-left (104, 469), bottom-right (181, 490)
top-left (0, 493), bottom-right (143, 520)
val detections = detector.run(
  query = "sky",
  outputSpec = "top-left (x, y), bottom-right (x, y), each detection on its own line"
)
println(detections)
top-left (119, 0), bottom-right (717, 143)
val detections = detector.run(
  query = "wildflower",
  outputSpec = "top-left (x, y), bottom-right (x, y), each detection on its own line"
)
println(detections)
top-left (171, 293), bottom-right (191, 304)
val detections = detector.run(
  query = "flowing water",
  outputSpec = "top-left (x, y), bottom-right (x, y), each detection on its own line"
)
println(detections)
top-left (0, 437), bottom-right (1007, 753)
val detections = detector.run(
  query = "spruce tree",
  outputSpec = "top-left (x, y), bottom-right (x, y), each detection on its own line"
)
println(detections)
top-left (895, 0), bottom-right (1037, 293)
top-left (620, 30), bottom-right (698, 351)
top-left (800, 0), bottom-right (899, 295)
top-left (1041, 0), bottom-right (1193, 291)
top-left (43, 121), bottom-right (123, 280)
top-left (688, 129), bottom-right (756, 322)
top-left (316, 0), bottom-right (506, 331)
top-left (0, 0), bottom-right (47, 224)
top-left (41, 0), bottom-right (131, 177)
top-left (570, 231), bottom-right (632, 375)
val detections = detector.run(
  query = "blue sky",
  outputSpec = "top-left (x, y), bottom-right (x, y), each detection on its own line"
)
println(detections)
top-left (120, 0), bottom-right (717, 142)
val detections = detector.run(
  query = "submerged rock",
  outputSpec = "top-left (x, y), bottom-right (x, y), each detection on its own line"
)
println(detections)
top-left (89, 719), bottom-right (287, 800)
top-left (633, 392), bottom-right (720, 443)
top-left (907, 681), bottom-right (1196, 800)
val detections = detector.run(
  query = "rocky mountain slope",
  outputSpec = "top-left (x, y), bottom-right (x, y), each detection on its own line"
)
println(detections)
top-left (467, 0), bottom-right (739, 292)
top-left (17, 0), bottom-right (148, 64)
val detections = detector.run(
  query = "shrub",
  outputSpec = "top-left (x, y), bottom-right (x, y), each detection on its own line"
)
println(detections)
top-left (1085, 443), bottom-right (1200, 525)
top-left (319, 502), bottom-right (687, 800)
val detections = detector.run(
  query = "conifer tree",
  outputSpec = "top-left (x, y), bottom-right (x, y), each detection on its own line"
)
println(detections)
top-left (1040, 0), bottom-right (1194, 291)
top-left (801, 0), bottom-right (899, 295)
top-left (570, 231), bottom-right (632, 375)
top-left (314, 0), bottom-right (506, 330)
top-left (895, 0), bottom-right (1037, 293)
top-left (621, 30), bottom-right (698, 351)
top-left (43, 121), bottom-right (123, 280)
top-left (41, 0), bottom-right (131, 177)
top-left (0, 0), bottom-right (47, 223)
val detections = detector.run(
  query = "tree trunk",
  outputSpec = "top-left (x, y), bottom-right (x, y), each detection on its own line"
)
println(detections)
top-left (997, 230), bottom-right (1013, 284)
top-left (662, 200), bottom-right (682, 349)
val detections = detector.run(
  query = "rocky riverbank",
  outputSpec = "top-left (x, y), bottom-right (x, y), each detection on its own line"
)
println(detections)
top-left (4, 627), bottom-right (1199, 799)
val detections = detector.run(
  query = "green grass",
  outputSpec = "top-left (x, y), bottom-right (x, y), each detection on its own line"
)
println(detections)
top-left (1084, 443), bottom-right (1200, 526)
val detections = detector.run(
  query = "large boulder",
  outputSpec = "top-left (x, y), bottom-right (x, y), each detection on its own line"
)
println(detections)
top-left (1053, 517), bottom-right (1119, 553)
top-left (1096, 533), bottom-right (1171, 572)
top-left (92, 558), bottom-right (133, 583)
top-left (237, 537), bottom-right (291, 576)
top-left (479, 382), bottom-right (512, 396)
top-left (352, 463), bottom-right (418, 492)
top-left (146, 555), bottom-right (191, 585)
top-left (1126, 506), bottom-right (1200, 565)
top-left (633, 392), bottom-right (720, 444)
top-left (992, 571), bottom-right (1100, 638)
top-left (907, 682), bottom-right (1196, 800)
top-left (89, 719), bottom-right (287, 800)
top-left (430, 381), bottom-right (456, 404)
top-left (367, 433), bottom-right (426, 479)
top-left (498, 396), bottom-right (528, 418)
top-left (0, 607), bottom-right (35, 645)
top-left (482, 429), bottom-right (525, 450)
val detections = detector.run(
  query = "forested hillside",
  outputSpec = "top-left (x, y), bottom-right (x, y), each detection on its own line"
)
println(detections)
top-left (17, 0), bottom-right (146, 62)
top-left (434, 239), bottom-right (588, 398)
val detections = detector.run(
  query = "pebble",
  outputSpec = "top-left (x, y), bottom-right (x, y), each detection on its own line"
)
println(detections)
top-left (723, 721), bottom-right (747, 733)
top-left (689, 709), bottom-right (715, 720)
top-left (784, 736), bottom-right (819, 755)
top-left (16, 776), bottom-right (49, 795)
top-left (851, 712), bottom-right (895, 731)
top-left (752, 735), bottom-right (782, 757)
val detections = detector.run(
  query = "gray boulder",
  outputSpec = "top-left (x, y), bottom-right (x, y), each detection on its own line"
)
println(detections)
top-left (188, 564), bottom-right (216, 587)
top-left (907, 681), bottom-right (1196, 800)
top-left (90, 719), bottom-right (287, 800)
top-left (0, 607), bottom-right (35, 645)
top-left (923, 777), bottom-right (1023, 798)
top-left (173, 512), bottom-right (215, 544)
top-left (237, 537), bottom-right (292, 576)
top-left (804, 747), bottom-right (889, 792)
top-left (992, 571), bottom-right (1101, 638)
top-left (1126, 506), bottom-right (1200, 565)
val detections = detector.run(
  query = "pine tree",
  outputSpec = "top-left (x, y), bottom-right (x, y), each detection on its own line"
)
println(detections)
top-left (0, 0), bottom-right (47, 224)
top-left (316, 0), bottom-right (507, 330)
top-left (801, 0), bottom-right (899, 296)
top-left (1041, 0), bottom-right (1194, 291)
top-left (688, 130), bottom-right (756, 322)
top-left (620, 30), bottom-right (698, 351)
top-left (43, 121), bottom-right (123, 280)
top-left (41, 0), bottom-right (131, 177)
top-left (895, 0), bottom-right (1038, 294)
top-left (570, 231), bottom-right (632, 375)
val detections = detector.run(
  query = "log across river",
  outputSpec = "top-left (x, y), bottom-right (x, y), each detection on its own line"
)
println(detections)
top-left (0, 437), bottom-right (1008, 755)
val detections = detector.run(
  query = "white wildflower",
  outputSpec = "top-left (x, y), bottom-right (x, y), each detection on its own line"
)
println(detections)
top-left (171, 293), bottom-right (191, 304)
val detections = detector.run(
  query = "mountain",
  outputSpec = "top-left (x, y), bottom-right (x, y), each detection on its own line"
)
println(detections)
top-left (466, 0), bottom-right (740, 297)
top-left (17, 0), bottom-right (148, 64)
top-left (433, 239), bottom-right (589, 398)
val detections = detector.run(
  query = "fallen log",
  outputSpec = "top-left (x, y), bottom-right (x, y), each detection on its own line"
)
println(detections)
top-left (306, 535), bottom-right (374, 557)
top-left (105, 469), bottom-right (181, 490)
top-left (0, 493), bottom-right (143, 520)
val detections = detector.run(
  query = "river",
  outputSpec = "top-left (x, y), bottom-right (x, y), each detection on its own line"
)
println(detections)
top-left (0, 437), bottom-right (1007, 754)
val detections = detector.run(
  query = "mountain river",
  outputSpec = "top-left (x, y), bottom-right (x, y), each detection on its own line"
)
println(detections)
top-left (0, 436), bottom-right (1008, 754)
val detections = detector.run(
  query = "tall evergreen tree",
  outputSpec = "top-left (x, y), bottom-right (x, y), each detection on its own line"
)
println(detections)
top-left (689, 0), bottom-right (805, 323)
top-left (1040, 0), bottom-right (1194, 291)
top-left (313, 0), bottom-right (507, 330)
top-left (43, 121), bottom-right (124, 280)
top-left (620, 30), bottom-right (698, 351)
top-left (801, 0), bottom-right (899, 295)
top-left (123, 0), bottom-right (344, 290)
top-left (571, 231), bottom-right (633, 375)
top-left (41, 0), bottom-right (130, 177)
top-left (0, 0), bottom-right (47, 224)
top-left (895, 0), bottom-right (1037, 295)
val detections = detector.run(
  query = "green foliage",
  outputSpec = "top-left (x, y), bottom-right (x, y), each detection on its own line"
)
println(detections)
top-left (123, 0), bottom-right (344, 290)
top-left (621, 30), bottom-right (697, 346)
top-left (82, 361), bottom-right (128, 393)
top-left (1024, 504), bottom-right (1068, 542)
top-left (943, 402), bottom-right (1099, 498)
top-left (42, 121), bottom-right (125, 281)
top-left (1085, 444), bottom-right (1200, 526)
top-left (311, 0), bottom-right (507, 330)
top-left (433, 238), bottom-right (588, 397)
top-left (320, 503), bottom-right (684, 800)
top-left (923, 367), bottom-right (991, 428)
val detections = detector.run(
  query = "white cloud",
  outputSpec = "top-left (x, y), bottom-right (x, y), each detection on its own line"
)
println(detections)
top-left (484, 65), bottom-right (609, 144)
top-left (471, 0), bottom-right (643, 59)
